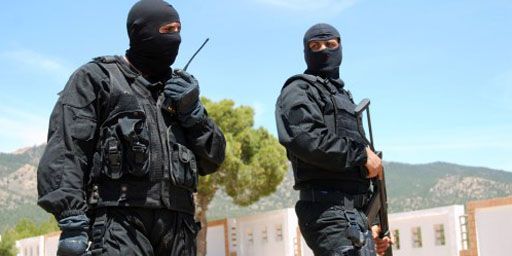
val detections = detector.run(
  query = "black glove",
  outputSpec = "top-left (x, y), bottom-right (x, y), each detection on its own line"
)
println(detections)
top-left (57, 214), bottom-right (89, 256)
top-left (164, 69), bottom-right (206, 127)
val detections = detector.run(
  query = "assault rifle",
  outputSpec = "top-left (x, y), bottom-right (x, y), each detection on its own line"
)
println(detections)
top-left (354, 98), bottom-right (392, 256)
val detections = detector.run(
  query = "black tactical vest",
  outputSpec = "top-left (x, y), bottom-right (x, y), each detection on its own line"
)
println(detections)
top-left (283, 74), bottom-right (370, 193)
top-left (87, 56), bottom-right (198, 214)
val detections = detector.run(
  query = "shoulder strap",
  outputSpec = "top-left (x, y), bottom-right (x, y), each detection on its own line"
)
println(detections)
top-left (283, 74), bottom-right (335, 95)
top-left (89, 56), bottom-right (136, 128)
top-left (282, 74), bottom-right (338, 135)
top-left (91, 56), bottom-right (126, 82)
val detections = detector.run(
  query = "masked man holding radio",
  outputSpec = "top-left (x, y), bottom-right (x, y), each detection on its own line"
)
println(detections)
top-left (37, 1), bottom-right (226, 255)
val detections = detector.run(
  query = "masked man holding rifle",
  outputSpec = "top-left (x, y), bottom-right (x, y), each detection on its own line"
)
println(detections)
top-left (275, 23), bottom-right (391, 255)
top-left (37, 0), bottom-right (226, 255)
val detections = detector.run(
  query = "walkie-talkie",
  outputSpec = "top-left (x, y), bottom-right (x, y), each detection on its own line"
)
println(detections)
top-left (161, 38), bottom-right (210, 113)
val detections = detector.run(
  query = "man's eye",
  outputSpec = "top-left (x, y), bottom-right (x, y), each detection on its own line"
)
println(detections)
top-left (160, 22), bottom-right (181, 34)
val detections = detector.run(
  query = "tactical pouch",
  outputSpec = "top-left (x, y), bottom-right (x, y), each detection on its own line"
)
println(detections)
top-left (117, 115), bottom-right (150, 177)
top-left (169, 142), bottom-right (198, 192)
top-left (101, 112), bottom-right (150, 179)
top-left (343, 208), bottom-right (366, 248)
top-left (101, 126), bottom-right (123, 179)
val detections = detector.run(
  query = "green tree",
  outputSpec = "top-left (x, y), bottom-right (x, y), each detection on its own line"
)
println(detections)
top-left (196, 98), bottom-right (288, 256)
top-left (0, 217), bottom-right (58, 256)
top-left (0, 229), bottom-right (17, 256)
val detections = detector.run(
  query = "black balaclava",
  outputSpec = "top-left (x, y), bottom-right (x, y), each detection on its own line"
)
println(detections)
top-left (126, 0), bottom-right (181, 77)
top-left (303, 23), bottom-right (342, 79)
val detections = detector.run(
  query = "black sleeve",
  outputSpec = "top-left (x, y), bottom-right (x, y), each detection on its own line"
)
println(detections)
top-left (37, 64), bottom-right (104, 220)
top-left (275, 80), bottom-right (367, 172)
top-left (184, 115), bottom-right (226, 176)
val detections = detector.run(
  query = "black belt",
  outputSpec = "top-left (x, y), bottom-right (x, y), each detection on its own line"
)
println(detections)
top-left (299, 190), bottom-right (368, 208)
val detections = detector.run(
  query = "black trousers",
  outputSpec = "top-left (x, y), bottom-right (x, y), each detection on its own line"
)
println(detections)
top-left (89, 207), bottom-right (199, 256)
top-left (296, 201), bottom-right (376, 256)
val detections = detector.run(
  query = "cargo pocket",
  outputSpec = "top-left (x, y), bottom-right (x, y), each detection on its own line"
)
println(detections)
top-left (169, 143), bottom-right (198, 192)
top-left (333, 94), bottom-right (357, 124)
top-left (117, 114), bottom-right (150, 177)
top-left (183, 216), bottom-right (201, 238)
top-left (342, 209), bottom-right (366, 248)
top-left (177, 215), bottom-right (200, 256)
top-left (332, 93), bottom-right (366, 143)
top-left (66, 105), bottom-right (97, 142)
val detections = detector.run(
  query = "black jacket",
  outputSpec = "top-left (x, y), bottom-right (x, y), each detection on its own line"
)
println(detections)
top-left (37, 56), bottom-right (225, 220)
top-left (275, 74), bottom-right (370, 193)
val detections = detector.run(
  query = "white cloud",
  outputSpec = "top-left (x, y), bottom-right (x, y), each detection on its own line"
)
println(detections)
top-left (0, 106), bottom-right (49, 153)
top-left (256, 0), bottom-right (360, 13)
top-left (0, 48), bottom-right (70, 152)
top-left (1, 48), bottom-right (72, 82)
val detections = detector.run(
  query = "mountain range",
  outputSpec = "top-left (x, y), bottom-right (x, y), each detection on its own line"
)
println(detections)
top-left (1, 144), bottom-right (512, 232)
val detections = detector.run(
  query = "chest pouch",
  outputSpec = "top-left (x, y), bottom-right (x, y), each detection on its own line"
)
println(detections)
top-left (101, 126), bottom-right (123, 179)
top-left (118, 114), bottom-right (150, 177)
top-left (101, 112), bottom-right (150, 179)
top-left (167, 126), bottom-right (198, 192)
top-left (332, 92), bottom-right (365, 143)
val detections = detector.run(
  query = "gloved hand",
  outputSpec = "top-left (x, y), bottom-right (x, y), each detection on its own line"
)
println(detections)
top-left (57, 214), bottom-right (90, 256)
top-left (164, 69), bottom-right (201, 115)
top-left (164, 69), bottom-right (206, 127)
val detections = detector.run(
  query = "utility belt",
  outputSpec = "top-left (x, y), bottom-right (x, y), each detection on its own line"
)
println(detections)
top-left (299, 189), bottom-right (369, 209)
top-left (89, 179), bottom-right (195, 214)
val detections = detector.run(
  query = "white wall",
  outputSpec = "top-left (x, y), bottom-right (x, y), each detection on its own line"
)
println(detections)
top-left (225, 208), bottom-right (316, 256)
top-left (218, 206), bottom-right (468, 256)
top-left (17, 204), bottom-right (497, 256)
top-left (231, 208), bottom-right (298, 256)
top-left (207, 225), bottom-right (227, 256)
top-left (43, 233), bottom-right (59, 256)
top-left (389, 205), bottom-right (464, 256)
top-left (285, 209), bottom-right (299, 256)
top-left (475, 204), bottom-right (512, 256)
top-left (15, 236), bottom-right (44, 256)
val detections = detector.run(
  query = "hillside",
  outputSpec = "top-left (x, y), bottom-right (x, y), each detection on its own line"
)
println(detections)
top-left (1, 144), bottom-right (512, 231)
top-left (208, 161), bottom-right (512, 218)
top-left (0, 145), bottom-right (51, 232)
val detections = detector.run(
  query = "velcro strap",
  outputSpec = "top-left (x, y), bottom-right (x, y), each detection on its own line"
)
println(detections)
top-left (90, 209), bottom-right (107, 254)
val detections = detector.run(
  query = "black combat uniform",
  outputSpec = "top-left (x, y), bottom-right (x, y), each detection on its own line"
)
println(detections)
top-left (37, 1), bottom-right (226, 255)
top-left (275, 23), bottom-right (376, 256)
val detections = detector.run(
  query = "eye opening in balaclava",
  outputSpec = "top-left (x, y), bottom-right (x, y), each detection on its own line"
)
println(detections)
top-left (303, 23), bottom-right (342, 79)
top-left (158, 22), bottom-right (181, 34)
top-left (307, 38), bottom-right (340, 52)
top-left (126, 0), bottom-right (181, 78)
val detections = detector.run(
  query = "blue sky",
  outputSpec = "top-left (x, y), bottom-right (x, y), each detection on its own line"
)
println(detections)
top-left (0, 0), bottom-right (511, 171)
